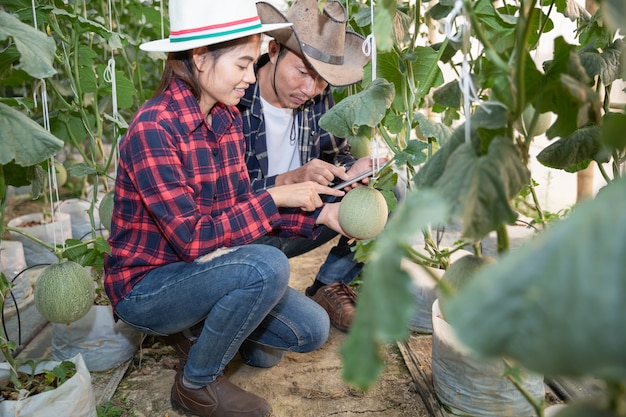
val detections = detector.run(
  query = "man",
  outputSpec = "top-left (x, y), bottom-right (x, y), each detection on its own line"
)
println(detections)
top-left (238, 0), bottom-right (375, 332)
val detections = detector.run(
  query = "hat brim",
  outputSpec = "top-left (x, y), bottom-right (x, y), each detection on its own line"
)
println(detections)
top-left (256, 2), bottom-right (370, 87)
top-left (140, 22), bottom-right (292, 53)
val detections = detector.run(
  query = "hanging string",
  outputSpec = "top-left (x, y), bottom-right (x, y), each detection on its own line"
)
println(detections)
top-left (364, 0), bottom-right (381, 176)
top-left (444, 0), bottom-right (483, 144)
top-left (31, 0), bottom-right (65, 249)
top-left (104, 0), bottom-right (121, 177)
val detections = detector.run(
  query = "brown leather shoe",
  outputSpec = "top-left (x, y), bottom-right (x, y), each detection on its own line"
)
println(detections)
top-left (171, 370), bottom-right (272, 417)
top-left (307, 282), bottom-right (357, 332)
top-left (160, 332), bottom-right (196, 365)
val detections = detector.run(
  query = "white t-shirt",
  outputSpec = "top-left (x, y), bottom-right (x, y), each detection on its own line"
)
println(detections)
top-left (261, 97), bottom-right (301, 176)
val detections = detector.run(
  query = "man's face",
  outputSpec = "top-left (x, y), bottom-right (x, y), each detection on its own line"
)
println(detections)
top-left (270, 45), bottom-right (329, 109)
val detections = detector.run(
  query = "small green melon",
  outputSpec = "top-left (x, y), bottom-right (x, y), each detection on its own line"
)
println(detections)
top-left (339, 186), bottom-right (388, 240)
top-left (34, 261), bottom-right (95, 323)
top-left (348, 135), bottom-right (371, 159)
top-left (54, 161), bottom-right (68, 188)
top-left (516, 105), bottom-right (553, 137)
top-left (99, 190), bottom-right (115, 232)
top-left (438, 254), bottom-right (495, 312)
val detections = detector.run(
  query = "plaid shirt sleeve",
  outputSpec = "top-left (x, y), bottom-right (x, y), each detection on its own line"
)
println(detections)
top-left (104, 79), bottom-right (319, 308)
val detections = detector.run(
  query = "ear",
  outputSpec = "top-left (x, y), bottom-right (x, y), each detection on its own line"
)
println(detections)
top-left (192, 47), bottom-right (209, 71)
top-left (267, 40), bottom-right (280, 64)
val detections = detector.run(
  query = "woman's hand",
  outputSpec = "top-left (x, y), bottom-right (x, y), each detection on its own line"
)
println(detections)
top-left (266, 181), bottom-right (344, 211)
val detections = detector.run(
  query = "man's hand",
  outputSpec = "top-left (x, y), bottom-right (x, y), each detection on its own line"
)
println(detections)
top-left (315, 202), bottom-right (349, 236)
top-left (275, 159), bottom-right (349, 187)
top-left (338, 156), bottom-right (388, 190)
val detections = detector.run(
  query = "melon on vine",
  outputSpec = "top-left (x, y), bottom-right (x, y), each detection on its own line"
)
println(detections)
top-left (515, 105), bottom-right (554, 137)
top-left (338, 186), bottom-right (388, 240)
top-left (99, 190), bottom-right (115, 232)
top-left (34, 261), bottom-right (95, 323)
top-left (438, 254), bottom-right (495, 314)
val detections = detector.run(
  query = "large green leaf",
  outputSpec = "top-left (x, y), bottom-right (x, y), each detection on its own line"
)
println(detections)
top-left (318, 78), bottom-right (395, 137)
top-left (445, 177), bottom-right (626, 380)
top-left (536, 126), bottom-right (609, 172)
top-left (602, 0), bottom-right (626, 36)
top-left (0, 11), bottom-right (56, 79)
top-left (578, 40), bottom-right (623, 86)
top-left (435, 136), bottom-right (530, 241)
top-left (415, 101), bottom-right (508, 189)
top-left (342, 189), bottom-right (449, 389)
top-left (0, 103), bottom-right (64, 166)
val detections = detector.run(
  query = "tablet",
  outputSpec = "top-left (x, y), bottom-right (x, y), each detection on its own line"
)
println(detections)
top-left (331, 168), bottom-right (376, 190)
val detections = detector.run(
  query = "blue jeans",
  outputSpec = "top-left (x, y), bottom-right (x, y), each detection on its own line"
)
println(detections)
top-left (114, 244), bottom-right (330, 386)
top-left (253, 227), bottom-right (363, 286)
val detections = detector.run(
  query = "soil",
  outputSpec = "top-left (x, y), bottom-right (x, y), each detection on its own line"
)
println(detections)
top-left (109, 238), bottom-right (429, 417)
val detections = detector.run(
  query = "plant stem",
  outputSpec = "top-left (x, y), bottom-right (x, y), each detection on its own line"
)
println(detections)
top-left (496, 223), bottom-right (510, 254)
top-left (503, 358), bottom-right (545, 417)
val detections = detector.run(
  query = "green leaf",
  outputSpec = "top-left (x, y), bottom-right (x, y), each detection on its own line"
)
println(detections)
top-left (0, 11), bottom-right (56, 79)
top-left (319, 79), bottom-right (395, 137)
top-left (373, 0), bottom-right (396, 51)
top-left (394, 140), bottom-right (428, 167)
top-left (578, 39), bottom-right (623, 86)
top-left (0, 103), bottom-right (64, 166)
top-left (445, 177), bottom-right (626, 380)
top-left (415, 102), bottom-right (508, 189)
top-left (539, 37), bottom-right (601, 138)
top-left (342, 189), bottom-right (449, 389)
top-left (601, 112), bottom-right (626, 150)
top-left (602, 0), bottom-right (626, 36)
top-left (536, 126), bottom-right (608, 172)
top-left (434, 136), bottom-right (530, 241)
top-left (414, 111), bottom-right (454, 144)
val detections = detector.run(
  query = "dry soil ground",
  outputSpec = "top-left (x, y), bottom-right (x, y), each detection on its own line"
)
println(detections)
top-left (109, 238), bottom-right (429, 417)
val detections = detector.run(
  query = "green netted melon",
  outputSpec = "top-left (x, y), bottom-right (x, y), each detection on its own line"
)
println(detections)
top-left (338, 186), bottom-right (388, 240)
top-left (34, 261), bottom-right (95, 323)
top-left (98, 190), bottom-right (115, 232)
top-left (438, 254), bottom-right (495, 313)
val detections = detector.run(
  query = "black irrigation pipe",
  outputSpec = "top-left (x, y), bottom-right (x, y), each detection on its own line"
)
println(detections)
top-left (2, 263), bottom-right (51, 358)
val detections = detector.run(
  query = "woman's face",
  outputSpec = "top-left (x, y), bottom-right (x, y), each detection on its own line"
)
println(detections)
top-left (195, 36), bottom-right (261, 113)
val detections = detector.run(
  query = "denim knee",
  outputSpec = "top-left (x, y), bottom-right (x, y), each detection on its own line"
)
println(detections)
top-left (296, 301), bottom-right (330, 352)
top-left (239, 340), bottom-right (286, 368)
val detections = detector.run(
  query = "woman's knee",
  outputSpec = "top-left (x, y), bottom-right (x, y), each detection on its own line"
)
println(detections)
top-left (242, 245), bottom-right (290, 287)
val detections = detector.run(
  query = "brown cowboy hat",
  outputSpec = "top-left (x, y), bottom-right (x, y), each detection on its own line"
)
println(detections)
top-left (256, 0), bottom-right (370, 87)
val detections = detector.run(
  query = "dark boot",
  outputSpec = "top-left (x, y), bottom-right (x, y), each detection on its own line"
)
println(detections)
top-left (171, 370), bottom-right (272, 417)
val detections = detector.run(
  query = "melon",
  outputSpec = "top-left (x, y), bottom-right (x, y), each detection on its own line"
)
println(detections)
top-left (348, 135), bottom-right (371, 159)
top-left (438, 254), bottom-right (495, 313)
top-left (338, 186), bottom-right (388, 240)
top-left (54, 161), bottom-right (68, 188)
top-left (99, 190), bottom-right (115, 232)
top-left (34, 261), bottom-right (95, 323)
top-left (516, 105), bottom-right (553, 137)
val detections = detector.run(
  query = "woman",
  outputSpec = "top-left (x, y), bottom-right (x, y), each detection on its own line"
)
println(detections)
top-left (103, 1), bottom-right (346, 416)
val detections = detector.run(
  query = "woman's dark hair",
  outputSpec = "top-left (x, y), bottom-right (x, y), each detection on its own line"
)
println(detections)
top-left (152, 34), bottom-right (260, 100)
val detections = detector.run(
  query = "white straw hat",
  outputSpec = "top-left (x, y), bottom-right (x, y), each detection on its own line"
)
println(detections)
top-left (141, 0), bottom-right (292, 53)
